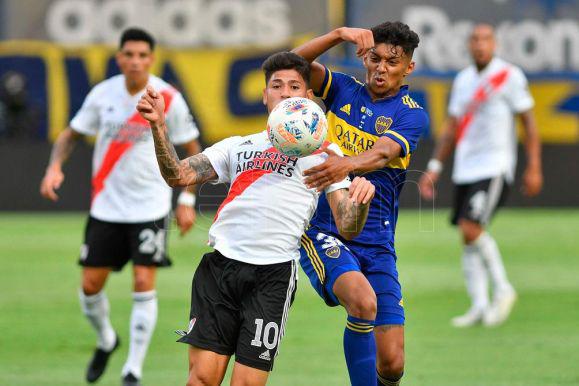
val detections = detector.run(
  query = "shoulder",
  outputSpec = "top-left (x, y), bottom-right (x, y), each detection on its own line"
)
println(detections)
top-left (395, 95), bottom-right (429, 127)
top-left (149, 75), bottom-right (180, 96)
top-left (454, 66), bottom-right (475, 84)
top-left (89, 76), bottom-right (121, 97)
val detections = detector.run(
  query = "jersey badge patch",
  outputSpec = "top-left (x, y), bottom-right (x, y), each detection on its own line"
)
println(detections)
top-left (325, 246), bottom-right (341, 258)
top-left (375, 116), bottom-right (393, 134)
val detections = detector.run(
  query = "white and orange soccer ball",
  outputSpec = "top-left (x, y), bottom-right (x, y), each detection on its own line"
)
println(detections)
top-left (267, 97), bottom-right (327, 157)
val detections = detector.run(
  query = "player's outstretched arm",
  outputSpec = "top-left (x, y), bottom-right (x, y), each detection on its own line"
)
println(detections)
top-left (418, 116), bottom-right (458, 200)
top-left (327, 176), bottom-right (375, 240)
top-left (304, 136), bottom-right (402, 191)
top-left (40, 127), bottom-right (83, 201)
top-left (137, 86), bottom-right (217, 187)
top-left (292, 27), bottom-right (374, 93)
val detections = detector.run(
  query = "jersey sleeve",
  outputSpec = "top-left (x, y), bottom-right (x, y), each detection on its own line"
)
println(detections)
top-left (505, 67), bottom-right (535, 113)
top-left (315, 66), bottom-right (354, 109)
top-left (202, 136), bottom-right (241, 184)
top-left (165, 93), bottom-right (200, 145)
top-left (323, 144), bottom-right (351, 193)
top-left (447, 75), bottom-right (463, 118)
top-left (69, 86), bottom-right (101, 135)
top-left (383, 108), bottom-right (429, 157)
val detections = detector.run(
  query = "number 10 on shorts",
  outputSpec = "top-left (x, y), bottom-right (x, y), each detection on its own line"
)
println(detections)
top-left (250, 319), bottom-right (279, 350)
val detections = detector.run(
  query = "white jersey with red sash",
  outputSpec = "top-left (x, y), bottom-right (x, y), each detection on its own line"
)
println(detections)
top-left (448, 57), bottom-right (534, 184)
top-left (70, 74), bottom-right (199, 222)
top-left (203, 131), bottom-right (350, 265)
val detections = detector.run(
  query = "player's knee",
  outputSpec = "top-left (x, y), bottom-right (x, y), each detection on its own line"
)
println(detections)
top-left (133, 272), bottom-right (155, 292)
top-left (346, 293), bottom-right (377, 320)
top-left (377, 350), bottom-right (405, 379)
top-left (82, 277), bottom-right (104, 295)
top-left (459, 221), bottom-right (483, 244)
top-left (186, 370), bottom-right (217, 386)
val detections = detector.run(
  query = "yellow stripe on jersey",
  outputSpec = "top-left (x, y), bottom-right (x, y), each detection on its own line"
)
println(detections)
top-left (327, 111), bottom-right (410, 169)
top-left (321, 69), bottom-right (333, 100)
top-left (383, 129), bottom-right (410, 157)
top-left (346, 321), bottom-right (374, 333)
top-left (301, 235), bottom-right (325, 283)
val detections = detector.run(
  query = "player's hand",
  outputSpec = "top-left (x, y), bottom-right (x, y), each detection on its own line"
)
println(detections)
top-left (349, 176), bottom-right (375, 205)
top-left (522, 166), bottom-right (543, 197)
top-left (304, 146), bottom-right (354, 191)
top-left (337, 27), bottom-right (374, 57)
top-left (418, 170), bottom-right (439, 201)
top-left (40, 166), bottom-right (65, 202)
top-left (175, 204), bottom-right (196, 236)
top-left (136, 85), bottom-right (165, 126)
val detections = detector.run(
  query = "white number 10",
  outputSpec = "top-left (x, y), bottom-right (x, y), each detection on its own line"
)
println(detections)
top-left (250, 318), bottom-right (279, 350)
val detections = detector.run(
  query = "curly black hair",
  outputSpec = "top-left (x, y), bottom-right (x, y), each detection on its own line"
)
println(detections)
top-left (371, 21), bottom-right (420, 57)
top-left (262, 51), bottom-right (311, 86)
top-left (119, 28), bottom-right (155, 51)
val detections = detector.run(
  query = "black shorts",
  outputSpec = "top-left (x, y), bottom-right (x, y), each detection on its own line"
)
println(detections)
top-left (451, 175), bottom-right (510, 226)
top-left (79, 216), bottom-right (172, 271)
top-left (177, 250), bottom-right (298, 372)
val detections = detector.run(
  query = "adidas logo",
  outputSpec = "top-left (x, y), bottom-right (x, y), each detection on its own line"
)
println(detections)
top-left (340, 103), bottom-right (351, 115)
top-left (259, 350), bottom-right (271, 361)
top-left (240, 140), bottom-right (253, 146)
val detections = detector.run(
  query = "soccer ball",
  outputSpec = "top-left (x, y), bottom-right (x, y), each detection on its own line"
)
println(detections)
top-left (267, 97), bottom-right (327, 157)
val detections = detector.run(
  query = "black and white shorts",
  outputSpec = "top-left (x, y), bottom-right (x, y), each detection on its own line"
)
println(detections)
top-left (78, 215), bottom-right (172, 271)
top-left (451, 175), bottom-right (510, 226)
top-left (178, 250), bottom-right (297, 372)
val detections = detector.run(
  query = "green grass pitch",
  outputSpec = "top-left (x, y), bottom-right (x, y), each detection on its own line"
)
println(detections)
top-left (1, 209), bottom-right (578, 386)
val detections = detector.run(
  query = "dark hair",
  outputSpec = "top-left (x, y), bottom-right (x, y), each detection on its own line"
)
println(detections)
top-left (262, 51), bottom-right (311, 86)
top-left (119, 28), bottom-right (155, 51)
top-left (371, 21), bottom-right (419, 57)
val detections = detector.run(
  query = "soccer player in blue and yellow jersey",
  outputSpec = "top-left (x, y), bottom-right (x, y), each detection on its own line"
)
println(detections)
top-left (293, 22), bottom-right (428, 386)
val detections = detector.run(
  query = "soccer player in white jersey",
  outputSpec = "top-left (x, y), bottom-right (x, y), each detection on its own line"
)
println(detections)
top-left (418, 24), bottom-right (543, 327)
top-left (40, 28), bottom-right (201, 385)
top-left (137, 51), bottom-right (376, 386)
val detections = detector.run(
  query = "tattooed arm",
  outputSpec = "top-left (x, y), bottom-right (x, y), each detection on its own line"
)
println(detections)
top-left (326, 176), bottom-right (375, 240)
top-left (40, 127), bottom-right (84, 201)
top-left (137, 86), bottom-right (217, 187)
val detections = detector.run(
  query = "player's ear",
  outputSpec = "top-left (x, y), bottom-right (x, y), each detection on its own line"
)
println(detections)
top-left (404, 61), bottom-right (415, 77)
top-left (262, 88), bottom-right (267, 106)
top-left (306, 88), bottom-right (314, 99)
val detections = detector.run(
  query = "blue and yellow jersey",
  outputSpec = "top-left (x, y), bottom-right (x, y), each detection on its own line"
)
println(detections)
top-left (310, 68), bottom-right (429, 253)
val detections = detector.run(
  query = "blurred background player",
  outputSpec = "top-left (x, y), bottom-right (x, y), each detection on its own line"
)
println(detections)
top-left (39, 28), bottom-right (201, 386)
top-left (293, 22), bottom-right (428, 386)
top-left (136, 51), bottom-right (375, 386)
top-left (418, 24), bottom-right (543, 327)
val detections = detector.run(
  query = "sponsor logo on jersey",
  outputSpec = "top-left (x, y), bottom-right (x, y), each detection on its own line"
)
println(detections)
top-left (375, 116), bottom-right (393, 134)
top-left (235, 149), bottom-right (298, 177)
top-left (361, 106), bottom-right (374, 117)
top-left (259, 350), bottom-right (271, 361)
top-left (325, 246), bottom-right (341, 258)
top-left (240, 140), bottom-right (253, 146)
top-left (340, 103), bottom-right (351, 115)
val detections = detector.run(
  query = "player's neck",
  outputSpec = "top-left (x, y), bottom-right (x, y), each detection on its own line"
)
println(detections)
top-left (475, 59), bottom-right (493, 72)
top-left (125, 75), bottom-right (149, 96)
top-left (366, 85), bottom-right (401, 102)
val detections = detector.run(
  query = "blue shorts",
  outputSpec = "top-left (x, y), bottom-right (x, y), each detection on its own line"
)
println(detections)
top-left (299, 226), bottom-right (404, 326)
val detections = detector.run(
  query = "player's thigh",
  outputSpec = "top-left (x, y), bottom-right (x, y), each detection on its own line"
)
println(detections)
top-left (300, 228), bottom-right (361, 307)
top-left (79, 216), bottom-right (130, 271)
top-left (128, 216), bottom-right (172, 268)
top-left (81, 267), bottom-right (112, 294)
top-left (178, 251), bottom-right (241, 357)
top-left (458, 219), bottom-right (484, 244)
top-left (230, 361), bottom-right (269, 386)
top-left (236, 260), bottom-right (297, 373)
top-left (186, 346), bottom-right (230, 386)
top-left (332, 271), bottom-right (377, 318)
top-left (375, 325), bottom-right (405, 374)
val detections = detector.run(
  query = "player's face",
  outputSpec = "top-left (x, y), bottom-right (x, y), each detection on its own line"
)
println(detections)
top-left (116, 41), bottom-right (154, 85)
top-left (262, 69), bottom-right (314, 113)
top-left (363, 43), bottom-right (414, 99)
top-left (469, 25), bottom-right (496, 68)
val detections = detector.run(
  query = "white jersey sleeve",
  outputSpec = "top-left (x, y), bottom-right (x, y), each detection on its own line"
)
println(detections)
top-left (202, 136), bottom-right (242, 184)
top-left (505, 67), bottom-right (534, 113)
top-left (166, 92), bottom-right (200, 145)
top-left (69, 85), bottom-right (102, 135)
top-left (447, 72), bottom-right (464, 118)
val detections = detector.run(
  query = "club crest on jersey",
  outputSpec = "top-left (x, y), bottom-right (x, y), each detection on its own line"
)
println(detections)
top-left (325, 246), bottom-right (341, 258)
top-left (375, 116), bottom-right (393, 134)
